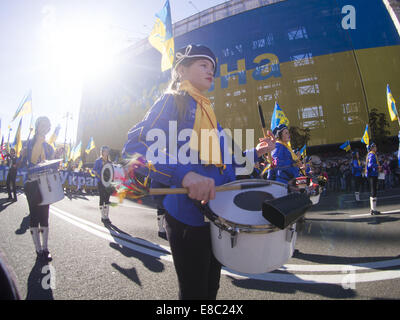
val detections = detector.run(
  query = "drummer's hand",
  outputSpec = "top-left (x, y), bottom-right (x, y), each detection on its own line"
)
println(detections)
top-left (256, 131), bottom-right (276, 158)
top-left (182, 172), bottom-right (216, 205)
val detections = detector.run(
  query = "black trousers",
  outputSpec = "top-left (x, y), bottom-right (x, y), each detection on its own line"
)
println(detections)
top-left (369, 176), bottom-right (378, 198)
top-left (98, 183), bottom-right (110, 206)
top-left (165, 213), bottom-right (222, 300)
top-left (6, 169), bottom-right (17, 198)
top-left (354, 176), bottom-right (362, 193)
top-left (28, 203), bottom-right (49, 228)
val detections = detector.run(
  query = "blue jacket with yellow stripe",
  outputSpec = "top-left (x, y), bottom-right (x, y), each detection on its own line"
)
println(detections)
top-left (122, 93), bottom-right (260, 226)
top-left (366, 152), bottom-right (379, 177)
top-left (270, 142), bottom-right (300, 184)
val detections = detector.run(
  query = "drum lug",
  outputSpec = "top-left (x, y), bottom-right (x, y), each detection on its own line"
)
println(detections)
top-left (230, 228), bottom-right (239, 248)
top-left (286, 227), bottom-right (295, 242)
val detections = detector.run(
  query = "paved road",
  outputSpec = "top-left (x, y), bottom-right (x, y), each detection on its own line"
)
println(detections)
top-left (0, 187), bottom-right (399, 300)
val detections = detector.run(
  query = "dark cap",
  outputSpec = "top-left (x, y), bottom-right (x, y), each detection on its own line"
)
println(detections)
top-left (174, 44), bottom-right (217, 75)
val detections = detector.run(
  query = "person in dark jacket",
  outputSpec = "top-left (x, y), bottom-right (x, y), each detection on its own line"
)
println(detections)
top-left (5, 148), bottom-right (18, 201)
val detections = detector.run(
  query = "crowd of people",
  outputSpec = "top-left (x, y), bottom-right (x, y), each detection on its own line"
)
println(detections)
top-left (307, 151), bottom-right (399, 194)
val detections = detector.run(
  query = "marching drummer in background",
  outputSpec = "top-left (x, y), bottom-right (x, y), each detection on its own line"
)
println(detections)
top-left (352, 149), bottom-right (363, 202)
top-left (366, 142), bottom-right (381, 215)
top-left (20, 117), bottom-right (54, 261)
top-left (93, 146), bottom-right (112, 224)
top-left (5, 148), bottom-right (18, 202)
top-left (270, 124), bottom-right (303, 184)
top-left (122, 44), bottom-right (275, 300)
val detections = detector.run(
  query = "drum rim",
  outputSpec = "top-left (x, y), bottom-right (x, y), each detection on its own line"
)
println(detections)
top-left (202, 179), bottom-right (288, 234)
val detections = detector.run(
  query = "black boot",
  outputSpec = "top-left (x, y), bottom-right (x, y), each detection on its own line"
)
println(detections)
top-left (41, 250), bottom-right (52, 262)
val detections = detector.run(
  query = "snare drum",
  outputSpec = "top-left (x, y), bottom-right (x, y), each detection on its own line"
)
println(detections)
top-left (203, 179), bottom-right (297, 274)
top-left (28, 164), bottom-right (64, 206)
top-left (101, 163), bottom-right (126, 189)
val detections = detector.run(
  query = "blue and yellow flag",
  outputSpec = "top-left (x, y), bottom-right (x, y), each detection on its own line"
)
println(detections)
top-left (12, 91), bottom-right (32, 121)
top-left (340, 140), bottom-right (351, 152)
top-left (299, 144), bottom-right (307, 157)
top-left (387, 84), bottom-right (398, 122)
top-left (361, 125), bottom-right (369, 145)
top-left (148, 0), bottom-right (174, 72)
top-left (70, 141), bottom-right (82, 162)
top-left (85, 137), bottom-right (95, 154)
top-left (13, 118), bottom-right (23, 157)
top-left (270, 102), bottom-right (289, 130)
top-left (48, 124), bottom-right (61, 149)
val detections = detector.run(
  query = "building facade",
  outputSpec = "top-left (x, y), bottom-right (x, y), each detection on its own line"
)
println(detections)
top-left (77, 0), bottom-right (400, 162)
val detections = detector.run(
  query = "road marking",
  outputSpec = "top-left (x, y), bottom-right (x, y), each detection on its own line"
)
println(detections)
top-left (344, 194), bottom-right (400, 203)
top-left (349, 209), bottom-right (400, 218)
top-left (50, 205), bottom-right (400, 284)
top-left (50, 206), bottom-right (170, 253)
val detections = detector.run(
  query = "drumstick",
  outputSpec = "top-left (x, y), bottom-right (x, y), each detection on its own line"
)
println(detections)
top-left (257, 102), bottom-right (267, 138)
top-left (148, 182), bottom-right (272, 196)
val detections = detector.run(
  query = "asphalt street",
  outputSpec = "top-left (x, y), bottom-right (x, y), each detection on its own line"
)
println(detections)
top-left (0, 186), bottom-right (399, 300)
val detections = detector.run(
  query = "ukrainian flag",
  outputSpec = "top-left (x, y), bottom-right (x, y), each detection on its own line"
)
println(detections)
top-left (387, 84), bottom-right (398, 122)
top-left (85, 137), bottom-right (95, 154)
top-left (48, 124), bottom-right (61, 149)
top-left (340, 140), bottom-right (351, 152)
top-left (12, 91), bottom-right (32, 122)
top-left (300, 144), bottom-right (307, 157)
top-left (270, 102), bottom-right (290, 130)
top-left (148, 0), bottom-right (174, 72)
top-left (70, 141), bottom-right (82, 162)
top-left (13, 118), bottom-right (23, 157)
top-left (361, 125), bottom-right (369, 146)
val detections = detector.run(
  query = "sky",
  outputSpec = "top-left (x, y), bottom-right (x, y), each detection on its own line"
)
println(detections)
top-left (0, 0), bottom-right (226, 147)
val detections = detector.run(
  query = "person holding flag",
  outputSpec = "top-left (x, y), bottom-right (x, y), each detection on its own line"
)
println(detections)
top-left (19, 116), bottom-right (55, 261)
top-left (270, 123), bottom-right (303, 184)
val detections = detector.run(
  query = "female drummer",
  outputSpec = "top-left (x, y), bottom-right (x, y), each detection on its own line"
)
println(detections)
top-left (270, 124), bottom-right (302, 184)
top-left (20, 117), bottom-right (54, 261)
top-left (93, 146), bottom-right (112, 224)
top-left (122, 44), bottom-right (275, 300)
top-left (366, 142), bottom-right (381, 215)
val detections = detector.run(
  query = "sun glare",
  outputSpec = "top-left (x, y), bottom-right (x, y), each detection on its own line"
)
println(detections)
top-left (41, 12), bottom-right (122, 86)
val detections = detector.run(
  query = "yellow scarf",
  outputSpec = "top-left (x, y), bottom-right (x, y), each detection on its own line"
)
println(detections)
top-left (179, 80), bottom-right (223, 167)
top-left (31, 136), bottom-right (46, 165)
top-left (277, 140), bottom-right (298, 162)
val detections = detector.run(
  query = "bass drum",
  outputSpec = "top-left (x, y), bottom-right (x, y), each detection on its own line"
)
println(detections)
top-left (203, 179), bottom-right (297, 274)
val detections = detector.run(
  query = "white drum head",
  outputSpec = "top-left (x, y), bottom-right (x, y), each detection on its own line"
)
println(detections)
top-left (208, 179), bottom-right (287, 226)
